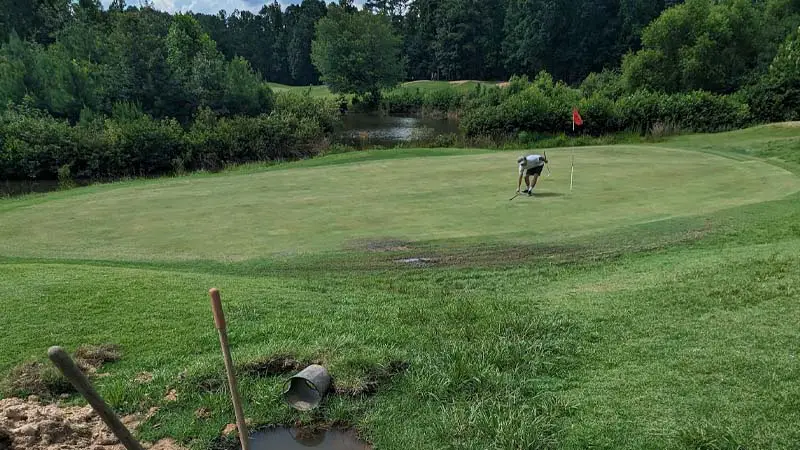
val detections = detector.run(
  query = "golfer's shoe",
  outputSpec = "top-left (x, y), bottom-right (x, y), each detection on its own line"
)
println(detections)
top-left (525, 190), bottom-right (533, 196)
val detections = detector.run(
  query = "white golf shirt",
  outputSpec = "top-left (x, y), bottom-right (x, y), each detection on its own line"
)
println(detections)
top-left (518, 154), bottom-right (545, 175)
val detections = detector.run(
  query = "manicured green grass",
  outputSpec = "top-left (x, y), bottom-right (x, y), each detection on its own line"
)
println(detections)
top-left (266, 80), bottom-right (501, 99)
top-left (266, 82), bottom-right (333, 98)
top-left (0, 146), bottom-right (796, 262)
top-left (392, 80), bottom-right (500, 93)
top-left (1, 127), bottom-right (800, 450)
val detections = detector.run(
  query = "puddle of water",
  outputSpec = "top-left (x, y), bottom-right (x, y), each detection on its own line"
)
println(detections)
top-left (245, 428), bottom-right (371, 450)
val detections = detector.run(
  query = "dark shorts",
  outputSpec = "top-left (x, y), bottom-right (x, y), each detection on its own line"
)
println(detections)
top-left (525, 165), bottom-right (544, 176)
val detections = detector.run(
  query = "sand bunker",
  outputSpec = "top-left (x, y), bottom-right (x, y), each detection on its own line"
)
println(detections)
top-left (0, 397), bottom-right (185, 450)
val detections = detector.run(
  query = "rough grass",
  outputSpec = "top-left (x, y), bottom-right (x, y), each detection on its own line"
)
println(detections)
top-left (1, 127), bottom-right (799, 449)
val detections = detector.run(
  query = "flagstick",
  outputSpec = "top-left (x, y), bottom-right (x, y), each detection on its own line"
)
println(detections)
top-left (571, 112), bottom-right (575, 191)
top-left (570, 150), bottom-right (574, 192)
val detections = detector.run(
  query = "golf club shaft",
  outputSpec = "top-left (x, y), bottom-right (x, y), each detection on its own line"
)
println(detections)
top-left (570, 151), bottom-right (574, 191)
top-left (210, 289), bottom-right (251, 450)
top-left (48, 347), bottom-right (145, 450)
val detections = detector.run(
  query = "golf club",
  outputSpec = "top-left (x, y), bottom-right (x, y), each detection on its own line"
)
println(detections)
top-left (509, 192), bottom-right (520, 201)
top-left (544, 151), bottom-right (552, 177)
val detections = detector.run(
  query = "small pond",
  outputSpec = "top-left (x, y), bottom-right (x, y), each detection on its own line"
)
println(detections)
top-left (337, 114), bottom-right (460, 146)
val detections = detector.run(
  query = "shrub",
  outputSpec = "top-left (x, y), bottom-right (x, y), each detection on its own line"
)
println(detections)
top-left (273, 92), bottom-right (339, 133)
top-left (462, 82), bottom-right (749, 137)
top-left (1, 97), bottom-right (337, 181)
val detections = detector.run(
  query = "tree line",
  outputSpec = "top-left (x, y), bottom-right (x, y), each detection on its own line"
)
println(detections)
top-left (182, 0), bottom-right (675, 85)
top-left (3, 0), bottom-right (799, 95)
top-left (1, 0), bottom-right (800, 184)
top-left (0, 0), bottom-right (693, 88)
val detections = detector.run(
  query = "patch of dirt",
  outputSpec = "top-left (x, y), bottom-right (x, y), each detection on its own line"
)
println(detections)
top-left (148, 438), bottom-right (186, 450)
top-left (333, 361), bottom-right (409, 397)
top-left (194, 408), bottom-right (211, 420)
top-left (164, 390), bottom-right (178, 402)
top-left (497, 81), bottom-right (510, 87)
top-left (0, 397), bottom-right (186, 450)
top-left (134, 372), bottom-right (154, 384)
top-left (222, 424), bottom-right (238, 436)
top-left (239, 355), bottom-right (315, 377)
top-left (73, 344), bottom-right (122, 373)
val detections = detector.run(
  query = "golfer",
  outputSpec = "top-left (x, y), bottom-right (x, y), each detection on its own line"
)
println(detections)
top-left (516, 154), bottom-right (548, 195)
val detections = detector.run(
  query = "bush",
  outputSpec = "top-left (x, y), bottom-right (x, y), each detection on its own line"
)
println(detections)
top-left (0, 102), bottom-right (76, 180)
top-left (743, 80), bottom-right (800, 123)
top-left (580, 70), bottom-right (625, 100)
top-left (382, 87), bottom-right (468, 115)
top-left (184, 108), bottom-right (326, 171)
top-left (0, 97), bottom-right (338, 181)
top-left (273, 92), bottom-right (339, 133)
top-left (461, 78), bottom-right (749, 137)
top-left (617, 90), bottom-right (750, 133)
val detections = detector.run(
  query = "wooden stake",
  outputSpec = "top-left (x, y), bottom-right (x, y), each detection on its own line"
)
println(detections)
top-left (209, 288), bottom-right (250, 450)
top-left (48, 346), bottom-right (144, 450)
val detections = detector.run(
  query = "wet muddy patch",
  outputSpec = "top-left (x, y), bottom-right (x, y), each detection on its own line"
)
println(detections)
top-left (247, 427), bottom-right (370, 450)
top-left (211, 426), bottom-right (371, 450)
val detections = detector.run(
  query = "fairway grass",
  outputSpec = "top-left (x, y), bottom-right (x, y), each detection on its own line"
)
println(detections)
top-left (265, 80), bottom-right (500, 99)
top-left (1, 127), bottom-right (800, 449)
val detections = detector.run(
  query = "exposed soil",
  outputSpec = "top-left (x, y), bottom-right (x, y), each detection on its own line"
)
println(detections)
top-left (73, 344), bottom-right (122, 373)
top-left (0, 397), bottom-right (184, 450)
top-left (240, 355), bottom-right (313, 377)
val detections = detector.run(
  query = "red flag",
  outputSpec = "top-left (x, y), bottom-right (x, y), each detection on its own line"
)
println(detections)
top-left (572, 108), bottom-right (583, 127)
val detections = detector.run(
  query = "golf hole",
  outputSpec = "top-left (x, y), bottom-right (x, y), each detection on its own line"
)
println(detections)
top-left (242, 427), bottom-right (371, 450)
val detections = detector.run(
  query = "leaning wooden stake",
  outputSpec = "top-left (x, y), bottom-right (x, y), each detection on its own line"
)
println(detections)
top-left (209, 288), bottom-right (251, 450)
top-left (48, 346), bottom-right (145, 450)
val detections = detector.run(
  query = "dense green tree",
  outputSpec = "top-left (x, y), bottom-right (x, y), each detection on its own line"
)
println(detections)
top-left (0, 0), bottom-right (71, 44)
top-left (285, 0), bottom-right (327, 85)
top-left (311, 6), bottom-right (404, 98)
top-left (403, 0), bottom-right (439, 79)
top-left (622, 0), bottom-right (766, 93)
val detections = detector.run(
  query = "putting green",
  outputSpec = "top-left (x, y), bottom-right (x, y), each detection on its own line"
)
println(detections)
top-left (1, 146), bottom-right (798, 262)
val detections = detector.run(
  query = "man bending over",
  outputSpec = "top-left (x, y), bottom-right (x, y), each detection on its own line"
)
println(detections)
top-left (517, 154), bottom-right (547, 196)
